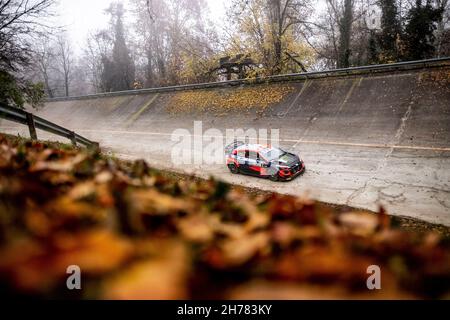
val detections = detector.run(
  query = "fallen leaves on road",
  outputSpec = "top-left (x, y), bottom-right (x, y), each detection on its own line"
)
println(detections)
top-left (0, 134), bottom-right (449, 299)
top-left (168, 85), bottom-right (294, 116)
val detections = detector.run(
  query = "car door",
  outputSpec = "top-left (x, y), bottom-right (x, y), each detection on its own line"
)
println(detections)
top-left (236, 149), bottom-right (249, 173)
top-left (236, 149), bottom-right (253, 174)
top-left (246, 150), bottom-right (262, 176)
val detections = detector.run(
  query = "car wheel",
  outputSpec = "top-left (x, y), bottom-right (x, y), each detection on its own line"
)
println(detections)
top-left (228, 163), bottom-right (239, 174)
top-left (269, 173), bottom-right (279, 181)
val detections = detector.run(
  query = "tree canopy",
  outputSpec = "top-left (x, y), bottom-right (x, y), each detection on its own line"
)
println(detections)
top-left (0, 0), bottom-right (54, 108)
top-left (0, 0), bottom-right (449, 100)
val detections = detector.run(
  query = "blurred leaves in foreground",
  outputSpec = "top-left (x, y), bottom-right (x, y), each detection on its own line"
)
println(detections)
top-left (0, 134), bottom-right (449, 299)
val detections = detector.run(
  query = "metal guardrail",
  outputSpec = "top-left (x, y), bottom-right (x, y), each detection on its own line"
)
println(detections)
top-left (0, 103), bottom-right (99, 148)
top-left (47, 57), bottom-right (450, 102)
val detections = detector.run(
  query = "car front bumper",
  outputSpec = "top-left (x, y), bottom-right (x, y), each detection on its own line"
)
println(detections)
top-left (278, 163), bottom-right (305, 181)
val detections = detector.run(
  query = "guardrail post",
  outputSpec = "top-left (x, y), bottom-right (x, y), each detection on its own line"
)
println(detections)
top-left (26, 113), bottom-right (37, 140)
top-left (70, 131), bottom-right (77, 146)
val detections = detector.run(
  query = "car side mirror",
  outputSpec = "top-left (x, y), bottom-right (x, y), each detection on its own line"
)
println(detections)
top-left (262, 162), bottom-right (271, 168)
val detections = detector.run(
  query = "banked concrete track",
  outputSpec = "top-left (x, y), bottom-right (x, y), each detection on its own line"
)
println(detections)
top-left (1, 60), bottom-right (450, 225)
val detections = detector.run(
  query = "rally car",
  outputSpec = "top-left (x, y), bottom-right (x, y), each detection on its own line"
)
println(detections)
top-left (225, 142), bottom-right (305, 181)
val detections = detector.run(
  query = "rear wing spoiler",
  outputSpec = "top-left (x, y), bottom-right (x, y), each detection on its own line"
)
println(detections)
top-left (224, 141), bottom-right (245, 155)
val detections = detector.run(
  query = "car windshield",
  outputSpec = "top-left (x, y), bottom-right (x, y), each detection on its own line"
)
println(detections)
top-left (260, 148), bottom-right (286, 161)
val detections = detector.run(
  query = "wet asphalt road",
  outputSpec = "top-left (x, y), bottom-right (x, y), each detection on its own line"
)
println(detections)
top-left (108, 131), bottom-right (450, 227)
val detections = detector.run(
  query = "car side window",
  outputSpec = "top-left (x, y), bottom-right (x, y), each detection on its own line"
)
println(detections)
top-left (248, 150), bottom-right (258, 160)
top-left (237, 150), bottom-right (246, 158)
top-left (260, 154), bottom-right (267, 163)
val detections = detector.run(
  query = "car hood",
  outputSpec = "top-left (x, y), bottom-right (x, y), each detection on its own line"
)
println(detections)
top-left (271, 153), bottom-right (300, 166)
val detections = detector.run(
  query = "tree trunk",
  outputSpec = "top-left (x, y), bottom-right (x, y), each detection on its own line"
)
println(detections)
top-left (435, 0), bottom-right (448, 57)
top-left (42, 70), bottom-right (53, 98)
top-left (338, 0), bottom-right (353, 68)
top-left (65, 74), bottom-right (69, 97)
top-left (270, 0), bottom-right (283, 74)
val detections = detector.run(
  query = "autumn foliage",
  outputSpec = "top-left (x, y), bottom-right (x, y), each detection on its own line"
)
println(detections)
top-left (0, 134), bottom-right (449, 299)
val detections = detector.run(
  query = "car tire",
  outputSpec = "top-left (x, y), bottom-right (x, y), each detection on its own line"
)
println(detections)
top-left (228, 163), bottom-right (239, 174)
top-left (269, 173), bottom-right (279, 182)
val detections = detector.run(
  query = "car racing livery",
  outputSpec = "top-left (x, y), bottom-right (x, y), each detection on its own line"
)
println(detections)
top-left (225, 142), bottom-right (305, 181)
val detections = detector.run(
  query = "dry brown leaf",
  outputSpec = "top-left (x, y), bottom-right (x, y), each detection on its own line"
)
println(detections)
top-left (101, 240), bottom-right (190, 300)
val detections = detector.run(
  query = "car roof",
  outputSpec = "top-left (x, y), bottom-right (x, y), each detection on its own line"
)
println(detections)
top-left (235, 144), bottom-right (276, 153)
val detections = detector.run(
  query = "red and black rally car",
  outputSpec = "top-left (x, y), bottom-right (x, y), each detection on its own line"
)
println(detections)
top-left (225, 142), bottom-right (305, 181)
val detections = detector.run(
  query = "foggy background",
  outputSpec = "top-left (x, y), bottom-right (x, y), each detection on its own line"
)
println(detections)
top-left (58, 0), bottom-right (229, 52)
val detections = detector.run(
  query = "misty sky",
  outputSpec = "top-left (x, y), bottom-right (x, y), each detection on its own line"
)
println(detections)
top-left (58, 0), bottom-right (227, 52)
